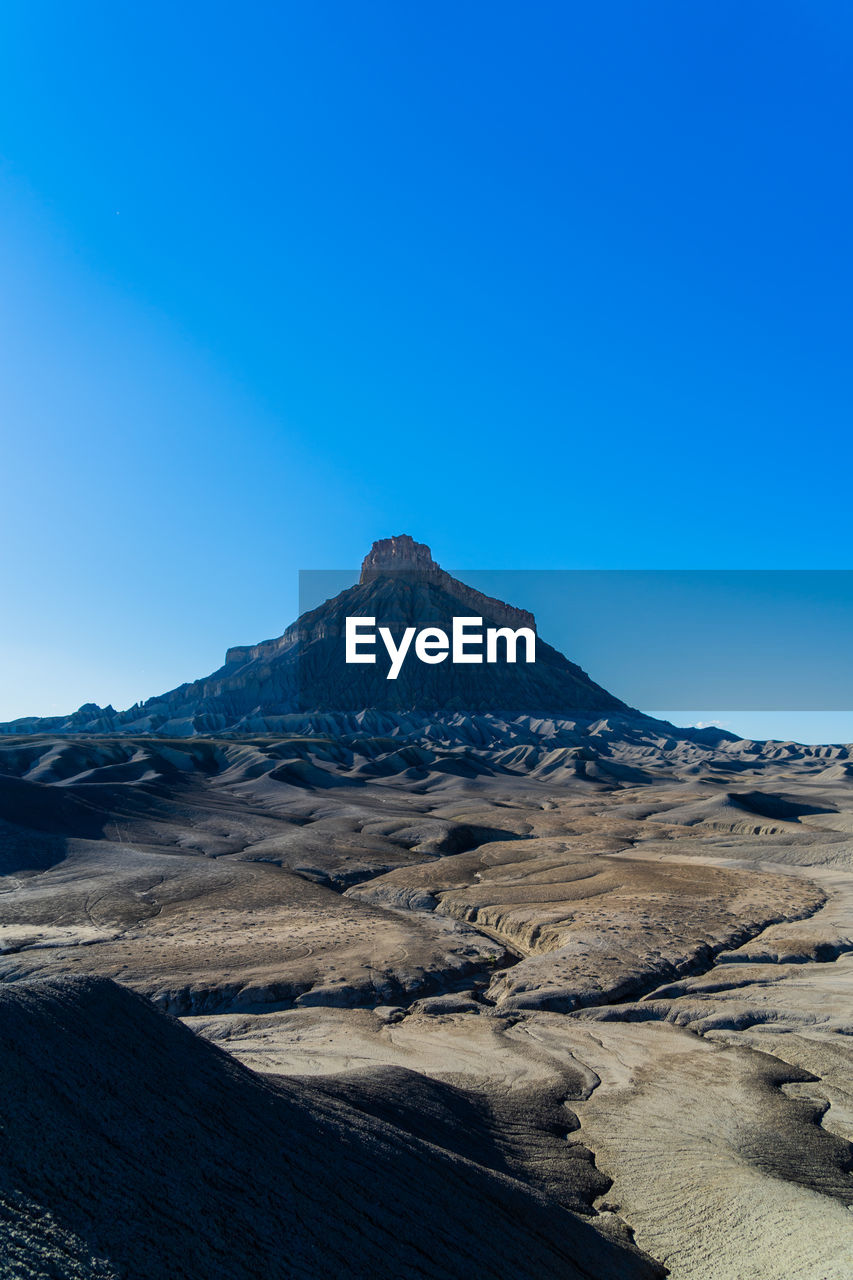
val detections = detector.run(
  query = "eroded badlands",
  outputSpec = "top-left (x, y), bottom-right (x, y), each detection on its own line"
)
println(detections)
top-left (1, 719), bottom-right (852, 1277)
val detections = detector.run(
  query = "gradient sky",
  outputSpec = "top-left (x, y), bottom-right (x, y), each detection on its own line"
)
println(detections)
top-left (1, 3), bottom-right (851, 738)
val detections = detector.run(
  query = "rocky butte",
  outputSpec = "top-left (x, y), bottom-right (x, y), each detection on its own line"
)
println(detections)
top-left (0, 535), bottom-right (628, 734)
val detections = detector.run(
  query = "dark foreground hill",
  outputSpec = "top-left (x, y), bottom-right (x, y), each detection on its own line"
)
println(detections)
top-left (0, 975), bottom-right (662, 1280)
top-left (0, 535), bottom-right (627, 736)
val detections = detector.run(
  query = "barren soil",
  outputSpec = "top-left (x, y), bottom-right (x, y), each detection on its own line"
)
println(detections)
top-left (1, 722), bottom-right (852, 1277)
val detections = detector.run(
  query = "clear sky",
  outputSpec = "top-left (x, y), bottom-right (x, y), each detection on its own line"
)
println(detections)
top-left (1, 2), bottom-right (851, 738)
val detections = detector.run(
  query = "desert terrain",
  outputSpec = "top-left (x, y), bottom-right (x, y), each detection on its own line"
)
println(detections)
top-left (1, 716), bottom-right (851, 1277)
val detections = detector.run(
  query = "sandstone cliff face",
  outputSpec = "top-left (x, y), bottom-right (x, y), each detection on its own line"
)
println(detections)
top-left (360, 533), bottom-right (439, 579)
top-left (359, 535), bottom-right (537, 633)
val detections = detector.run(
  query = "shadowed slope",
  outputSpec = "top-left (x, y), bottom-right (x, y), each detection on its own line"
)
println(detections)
top-left (0, 976), bottom-right (663, 1280)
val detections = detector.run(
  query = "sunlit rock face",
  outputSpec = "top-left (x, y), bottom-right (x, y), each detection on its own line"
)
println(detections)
top-left (360, 533), bottom-right (444, 581)
top-left (358, 535), bottom-right (536, 631)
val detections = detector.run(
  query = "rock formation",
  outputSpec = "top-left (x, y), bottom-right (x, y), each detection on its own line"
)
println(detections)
top-left (0, 536), bottom-right (627, 734)
top-left (359, 534), bottom-right (537, 632)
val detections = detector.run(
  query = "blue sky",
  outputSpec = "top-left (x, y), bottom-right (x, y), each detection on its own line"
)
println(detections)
top-left (1, 2), bottom-right (851, 738)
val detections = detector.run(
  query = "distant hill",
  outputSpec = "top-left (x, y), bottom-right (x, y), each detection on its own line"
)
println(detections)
top-left (0, 535), bottom-right (628, 736)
